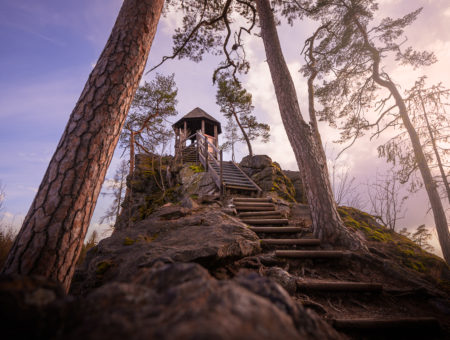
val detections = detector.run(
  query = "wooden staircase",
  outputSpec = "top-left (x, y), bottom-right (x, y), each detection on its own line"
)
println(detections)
top-left (179, 131), bottom-right (261, 195)
top-left (209, 161), bottom-right (261, 193)
top-left (181, 145), bottom-right (198, 163)
top-left (233, 197), bottom-right (443, 338)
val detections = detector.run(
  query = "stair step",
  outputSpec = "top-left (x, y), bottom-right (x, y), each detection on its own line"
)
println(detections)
top-left (234, 198), bottom-right (273, 203)
top-left (225, 184), bottom-right (259, 191)
top-left (224, 180), bottom-right (253, 185)
top-left (239, 214), bottom-right (282, 220)
top-left (238, 211), bottom-right (281, 217)
top-left (235, 206), bottom-right (276, 211)
top-left (261, 239), bottom-right (320, 246)
top-left (332, 317), bottom-right (440, 331)
top-left (223, 180), bottom-right (254, 188)
top-left (297, 281), bottom-right (382, 292)
top-left (241, 218), bottom-right (289, 225)
top-left (275, 250), bottom-right (345, 258)
top-left (234, 202), bottom-right (275, 207)
top-left (249, 227), bottom-right (303, 233)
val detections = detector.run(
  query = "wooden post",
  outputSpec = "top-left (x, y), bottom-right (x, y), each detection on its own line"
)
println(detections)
top-left (196, 133), bottom-right (199, 165)
top-left (183, 121), bottom-right (187, 142)
top-left (214, 124), bottom-right (218, 158)
top-left (201, 119), bottom-right (205, 135)
top-left (204, 136), bottom-right (208, 171)
top-left (220, 149), bottom-right (223, 197)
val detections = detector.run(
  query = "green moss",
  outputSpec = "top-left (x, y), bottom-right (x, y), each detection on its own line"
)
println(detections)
top-left (269, 170), bottom-right (296, 202)
top-left (190, 194), bottom-right (199, 199)
top-left (338, 206), bottom-right (449, 280)
top-left (137, 233), bottom-right (158, 243)
top-left (96, 260), bottom-right (113, 275)
top-left (123, 237), bottom-right (135, 246)
top-left (189, 164), bottom-right (204, 173)
top-left (338, 207), bottom-right (393, 242)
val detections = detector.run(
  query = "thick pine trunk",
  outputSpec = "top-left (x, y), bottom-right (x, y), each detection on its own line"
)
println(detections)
top-left (255, 0), bottom-right (364, 250)
top-left (2, 0), bottom-right (165, 291)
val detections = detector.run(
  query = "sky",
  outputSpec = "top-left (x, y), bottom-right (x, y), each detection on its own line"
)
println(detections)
top-left (0, 0), bottom-right (449, 256)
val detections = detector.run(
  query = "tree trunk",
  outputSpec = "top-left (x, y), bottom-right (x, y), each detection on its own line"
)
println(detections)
top-left (1, 0), bottom-right (165, 291)
top-left (354, 19), bottom-right (450, 263)
top-left (232, 112), bottom-right (253, 156)
top-left (419, 95), bottom-right (450, 204)
top-left (255, 0), bottom-right (365, 250)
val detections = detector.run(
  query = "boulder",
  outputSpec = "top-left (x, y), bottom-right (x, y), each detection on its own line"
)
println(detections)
top-left (283, 170), bottom-right (306, 203)
top-left (240, 155), bottom-right (297, 202)
top-left (71, 206), bottom-right (261, 295)
top-left (0, 264), bottom-right (341, 340)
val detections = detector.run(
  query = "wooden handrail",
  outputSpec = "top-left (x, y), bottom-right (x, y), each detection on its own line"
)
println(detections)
top-left (180, 131), bottom-right (224, 194)
top-left (232, 161), bottom-right (262, 193)
top-left (197, 131), bottom-right (220, 154)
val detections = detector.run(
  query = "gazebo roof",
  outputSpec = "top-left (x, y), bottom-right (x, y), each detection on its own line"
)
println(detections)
top-left (173, 107), bottom-right (222, 134)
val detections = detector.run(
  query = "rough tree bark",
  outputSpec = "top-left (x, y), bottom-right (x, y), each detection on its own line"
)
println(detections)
top-left (255, 0), bottom-right (364, 250)
top-left (2, 0), bottom-right (165, 291)
top-left (419, 95), bottom-right (450, 205)
top-left (353, 19), bottom-right (450, 263)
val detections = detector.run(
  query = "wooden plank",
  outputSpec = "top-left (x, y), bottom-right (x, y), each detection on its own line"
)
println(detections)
top-left (234, 202), bottom-right (275, 207)
top-left (241, 218), bottom-right (289, 225)
top-left (234, 197), bottom-right (273, 203)
top-left (261, 239), bottom-right (320, 246)
top-left (239, 214), bottom-right (283, 220)
top-left (297, 281), bottom-right (382, 292)
top-left (236, 206), bottom-right (276, 211)
top-left (225, 185), bottom-right (259, 191)
top-left (249, 227), bottom-right (303, 233)
top-left (238, 210), bottom-right (281, 217)
top-left (275, 250), bottom-right (344, 258)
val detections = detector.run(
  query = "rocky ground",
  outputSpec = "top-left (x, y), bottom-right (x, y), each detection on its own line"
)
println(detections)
top-left (1, 155), bottom-right (449, 339)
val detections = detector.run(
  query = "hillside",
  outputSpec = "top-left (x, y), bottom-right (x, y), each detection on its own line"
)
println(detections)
top-left (1, 154), bottom-right (449, 339)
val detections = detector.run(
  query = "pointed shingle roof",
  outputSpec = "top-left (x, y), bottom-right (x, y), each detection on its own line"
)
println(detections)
top-left (173, 107), bottom-right (222, 133)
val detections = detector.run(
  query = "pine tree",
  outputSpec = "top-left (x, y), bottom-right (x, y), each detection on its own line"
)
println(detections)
top-left (2, 0), bottom-right (165, 291)
top-left (216, 75), bottom-right (270, 157)
top-left (298, 0), bottom-right (450, 263)
top-left (412, 225), bottom-right (434, 252)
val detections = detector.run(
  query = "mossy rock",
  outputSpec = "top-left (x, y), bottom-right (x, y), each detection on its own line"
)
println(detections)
top-left (96, 260), bottom-right (114, 276)
top-left (189, 165), bottom-right (204, 173)
top-left (123, 237), bottom-right (136, 246)
top-left (338, 206), bottom-right (394, 242)
top-left (338, 206), bottom-right (450, 283)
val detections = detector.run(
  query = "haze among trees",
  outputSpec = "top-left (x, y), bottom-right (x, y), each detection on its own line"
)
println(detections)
top-left (2, 0), bottom-right (449, 292)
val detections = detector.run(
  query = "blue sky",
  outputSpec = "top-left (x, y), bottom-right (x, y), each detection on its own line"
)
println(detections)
top-left (0, 0), bottom-right (449, 255)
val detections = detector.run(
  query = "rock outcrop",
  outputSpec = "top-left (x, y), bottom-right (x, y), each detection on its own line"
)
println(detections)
top-left (240, 155), bottom-right (297, 202)
top-left (1, 201), bottom-right (341, 339)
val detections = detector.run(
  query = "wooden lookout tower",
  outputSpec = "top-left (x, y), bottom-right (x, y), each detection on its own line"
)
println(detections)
top-left (173, 107), bottom-right (222, 161)
top-left (172, 107), bottom-right (261, 195)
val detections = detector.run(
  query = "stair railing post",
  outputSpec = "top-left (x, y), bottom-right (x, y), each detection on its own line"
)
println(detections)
top-left (196, 133), bottom-right (199, 165)
top-left (220, 149), bottom-right (223, 197)
top-left (204, 137), bottom-right (208, 171)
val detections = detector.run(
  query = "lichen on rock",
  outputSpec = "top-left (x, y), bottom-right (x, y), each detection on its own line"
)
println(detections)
top-left (240, 155), bottom-right (298, 202)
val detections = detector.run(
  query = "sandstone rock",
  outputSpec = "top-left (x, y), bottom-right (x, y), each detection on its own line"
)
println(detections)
top-left (72, 207), bottom-right (261, 295)
top-left (66, 263), bottom-right (336, 340)
top-left (283, 170), bottom-right (306, 203)
top-left (240, 154), bottom-right (272, 174)
top-left (240, 155), bottom-right (296, 201)
top-left (261, 267), bottom-right (298, 295)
